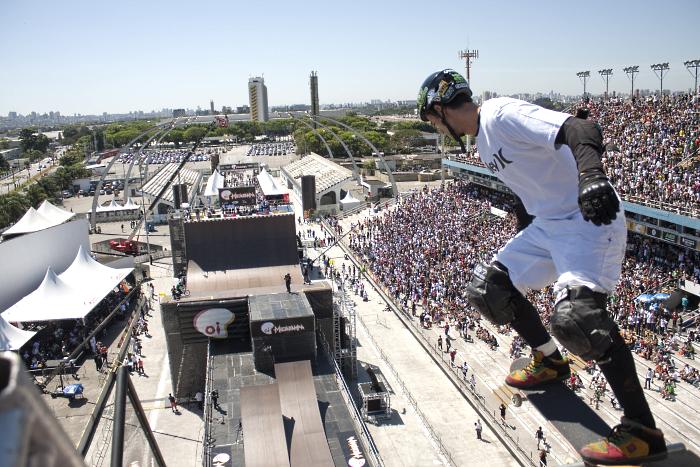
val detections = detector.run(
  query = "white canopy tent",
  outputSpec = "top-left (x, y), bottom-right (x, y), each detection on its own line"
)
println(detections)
top-left (36, 200), bottom-right (75, 225)
top-left (1, 207), bottom-right (55, 238)
top-left (203, 170), bottom-right (225, 197)
top-left (1, 246), bottom-right (133, 323)
top-left (340, 191), bottom-right (362, 210)
top-left (0, 314), bottom-right (36, 351)
top-left (256, 168), bottom-right (286, 196)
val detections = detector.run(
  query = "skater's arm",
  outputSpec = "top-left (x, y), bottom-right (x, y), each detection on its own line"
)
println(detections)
top-left (554, 116), bottom-right (605, 177)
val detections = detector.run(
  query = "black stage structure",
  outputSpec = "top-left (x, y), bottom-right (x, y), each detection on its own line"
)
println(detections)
top-left (160, 211), bottom-right (366, 466)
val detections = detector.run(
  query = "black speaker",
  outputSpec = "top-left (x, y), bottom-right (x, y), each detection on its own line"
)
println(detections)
top-left (301, 175), bottom-right (316, 211)
top-left (173, 184), bottom-right (188, 209)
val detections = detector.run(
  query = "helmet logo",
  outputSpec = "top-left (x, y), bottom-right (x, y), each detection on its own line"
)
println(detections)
top-left (437, 80), bottom-right (450, 97)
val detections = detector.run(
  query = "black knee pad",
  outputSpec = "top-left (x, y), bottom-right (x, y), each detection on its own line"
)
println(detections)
top-left (549, 286), bottom-right (618, 361)
top-left (466, 261), bottom-right (522, 325)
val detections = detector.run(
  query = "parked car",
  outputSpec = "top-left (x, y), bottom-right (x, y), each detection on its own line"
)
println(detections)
top-left (62, 190), bottom-right (73, 198)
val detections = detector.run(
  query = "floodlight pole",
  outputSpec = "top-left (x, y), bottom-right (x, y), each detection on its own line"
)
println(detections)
top-left (598, 69), bottom-right (613, 99)
top-left (684, 59), bottom-right (700, 94)
top-left (650, 63), bottom-right (670, 96)
top-left (623, 66), bottom-right (639, 98)
top-left (576, 71), bottom-right (591, 97)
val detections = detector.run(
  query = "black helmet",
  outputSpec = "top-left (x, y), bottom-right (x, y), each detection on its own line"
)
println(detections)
top-left (417, 69), bottom-right (472, 121)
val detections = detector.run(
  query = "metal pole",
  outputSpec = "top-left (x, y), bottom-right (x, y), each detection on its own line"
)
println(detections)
top-left (126, 372), bottom-right (168, 466)
top-left (111, 366), bottom-right (128, 467)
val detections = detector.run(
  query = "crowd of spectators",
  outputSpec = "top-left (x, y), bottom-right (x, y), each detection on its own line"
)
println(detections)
top-left (586, 94), bottom-right (700, 216)
top-left (450, 94), bottom-right (700, 216)
top-left (20, 283), bottom-right (134, 372)
top-left (246, 142), bottom-right (295, 157)
top-left (347, 181), bottom-right (700, 395)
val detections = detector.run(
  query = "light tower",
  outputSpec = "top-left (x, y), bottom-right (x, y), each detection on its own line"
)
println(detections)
top-left (598, 69), bottom-right (613, 99)
top-left (683, 59), bottom-right (700, 94)
top-left (650, 63), bottom-right (670, 96)
top-left (576, 71), bottom-right (591, 97)
top-left (623, 66), bottom-right (639, 98)
top-left (458, 49), bottom-right (479, 82)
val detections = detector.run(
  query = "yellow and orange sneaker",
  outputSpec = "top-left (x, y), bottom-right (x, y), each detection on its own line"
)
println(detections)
top-left (505, 350), bottom-right (570, 389)
top-left (580, 417), bottom-right (667, 465)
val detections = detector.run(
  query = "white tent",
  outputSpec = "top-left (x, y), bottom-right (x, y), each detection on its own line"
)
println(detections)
top-left (1, 267), bottom-right (85, 322)
top-left (123, 198), bottom-right (140, 210)
top-left (256, 168), bottom-right (286, 196)
top-left (0, 314), bottom-right (36, 351)
top-left (203, 170), bottom-right (224, 197)
top-left (36, 200), bottom-right (74, 225)
top-left (1, 207), bottom-right (55, 238)
top-left (1, 246), bottom-right (133, 323)
top-left (60, 244), bottom-right (133, 288)
top-left (340, 191), bottom-right (362, 210)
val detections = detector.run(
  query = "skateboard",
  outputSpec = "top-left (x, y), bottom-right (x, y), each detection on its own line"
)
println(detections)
top-left (509, 357), bottom-right (692, 466)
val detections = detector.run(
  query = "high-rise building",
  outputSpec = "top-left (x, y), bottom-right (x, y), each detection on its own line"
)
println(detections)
top-left (248, 77), bottom-right (269, 122)
top-left (309, 71), bottom-right (319, 116)
top-left (210, 100), bottom-right (215, 115)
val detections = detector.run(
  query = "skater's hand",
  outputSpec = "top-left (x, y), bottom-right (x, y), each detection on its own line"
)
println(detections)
top-left (578, 171), bottom-right (619, 226)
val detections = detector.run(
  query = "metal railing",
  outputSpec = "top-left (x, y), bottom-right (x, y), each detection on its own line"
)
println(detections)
top-left (351, 306), bottom-right (457, 467)
top-left (317, 330), bottom-right (385, 467)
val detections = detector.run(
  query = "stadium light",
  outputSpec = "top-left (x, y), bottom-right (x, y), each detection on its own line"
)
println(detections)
top-left (576, 71), bottom-right (591, 97)
top-left (683, 59), bottom-right (700, 95)
top-left (650, 63), bottom-right (670, 96)
top-left (623, 66), bottom-right (639, 98)
top-left (598, 69), bottom-right (613, 99)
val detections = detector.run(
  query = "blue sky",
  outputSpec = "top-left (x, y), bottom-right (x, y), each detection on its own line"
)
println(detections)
top-left (1, 0), bottom-right (699, 114)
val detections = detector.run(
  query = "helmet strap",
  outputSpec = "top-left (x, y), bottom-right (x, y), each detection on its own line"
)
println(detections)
top-left (439, 108), bottom-right (467, 154)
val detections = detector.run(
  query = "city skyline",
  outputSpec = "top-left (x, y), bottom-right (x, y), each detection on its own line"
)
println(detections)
top-left (1, 0), bottom-right (699, 115)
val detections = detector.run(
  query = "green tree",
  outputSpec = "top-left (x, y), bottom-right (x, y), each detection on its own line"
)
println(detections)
top-left (0, 192), bottom-right (31, 229)
top-left (19, 128), bottom-right (50, 154)
top-left (183, 126), bottom-right (207, 142)
top-left (0, 154), bottom-right (9, 172)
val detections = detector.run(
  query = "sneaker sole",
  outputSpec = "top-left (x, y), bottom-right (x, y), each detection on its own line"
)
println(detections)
top-left (505, 372), bottom-right (571, 390)
top-left (580, 449), bottom-right (668, 466)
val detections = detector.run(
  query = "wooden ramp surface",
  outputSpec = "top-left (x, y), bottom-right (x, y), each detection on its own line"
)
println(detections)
top-left (240, 383), bottom-right (290, 467)
top-left (275, 360), bottom-right (334, 467)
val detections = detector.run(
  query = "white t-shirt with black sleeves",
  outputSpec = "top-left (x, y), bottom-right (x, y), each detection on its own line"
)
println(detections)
top-left (475, 97), bottom-right (581, 220)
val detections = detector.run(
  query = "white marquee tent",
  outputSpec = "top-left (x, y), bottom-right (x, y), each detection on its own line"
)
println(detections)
top-left (1, 207), bottom-right (55, 238)
top-left (37, 200), bottom-right (75, 224)
top-left (256, 168), bottom-right (286, 196)
top-left (203, 170), bottom-right (225, 197)
top-left (340, 191), bottom-right (362, 210)
top-left (2, 202), bottom-right (75, 239)
top-left (1, 245), bottom-right (133, 323)
top-left (0, 314), bottom-right (36, 351)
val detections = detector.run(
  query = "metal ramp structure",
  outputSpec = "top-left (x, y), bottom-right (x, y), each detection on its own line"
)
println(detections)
top-left (275, 360), bottom-right (334, 467)
top-left (240, 383), bottom-right (290, 467)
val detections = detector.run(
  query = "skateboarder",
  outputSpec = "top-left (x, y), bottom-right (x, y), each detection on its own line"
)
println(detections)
top-left (418, 69), bottom-right (666, 465)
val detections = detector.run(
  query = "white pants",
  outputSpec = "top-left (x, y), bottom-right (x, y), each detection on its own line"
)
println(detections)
top-left (495, 212), bottom-right (626, 296)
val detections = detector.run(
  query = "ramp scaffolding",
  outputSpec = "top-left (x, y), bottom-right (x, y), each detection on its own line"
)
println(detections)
top-left (333, 286), bottom-right (357, 381)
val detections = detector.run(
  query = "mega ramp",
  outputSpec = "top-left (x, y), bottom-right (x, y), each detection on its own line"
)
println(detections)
top-left (240, 383), bottom-right (290, 467)
top-left (275, 360), bottom-right (334, 467)
top-left (184, 213), bottom-right (299, 271)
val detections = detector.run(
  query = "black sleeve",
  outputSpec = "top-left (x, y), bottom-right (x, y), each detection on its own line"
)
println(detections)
top-left (513, 195), bottom-right (534, 231)
top-left (554, 116), bottom-right (605, 177)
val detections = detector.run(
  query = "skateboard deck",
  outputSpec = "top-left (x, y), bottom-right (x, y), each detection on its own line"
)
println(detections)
top-left (509, 357), bottom-right (611, 451)
top-left (509, 358), bottom-right (692, 466)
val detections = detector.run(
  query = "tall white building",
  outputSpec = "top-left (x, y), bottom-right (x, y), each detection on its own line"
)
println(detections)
top-left (248, 77), bottom-right (269, 122)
